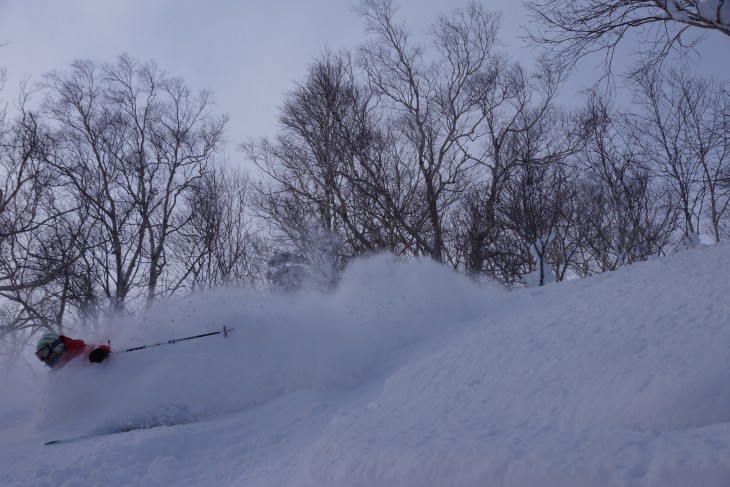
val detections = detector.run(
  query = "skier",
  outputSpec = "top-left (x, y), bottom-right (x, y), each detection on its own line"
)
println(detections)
top-left (35, 332), bottom-right (112, 369)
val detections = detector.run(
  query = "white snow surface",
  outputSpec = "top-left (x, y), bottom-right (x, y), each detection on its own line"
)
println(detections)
top-left (2, 247), bottom-right (730, 486)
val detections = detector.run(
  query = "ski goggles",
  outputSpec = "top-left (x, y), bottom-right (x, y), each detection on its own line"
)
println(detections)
top-left (35, 342), bottom-right (62, 361)
top-left (35, 346), bottom-right (54, 360)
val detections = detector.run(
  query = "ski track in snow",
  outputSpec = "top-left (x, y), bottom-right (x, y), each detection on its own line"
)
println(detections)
top-left (2, 246), bottom-right (730, 486)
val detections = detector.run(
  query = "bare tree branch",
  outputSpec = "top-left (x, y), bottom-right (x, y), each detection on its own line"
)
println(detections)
top-left (524, 0), bottom-right (730, 70)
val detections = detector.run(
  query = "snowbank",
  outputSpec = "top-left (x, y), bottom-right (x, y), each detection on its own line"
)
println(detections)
top-left (2, 246), bottom-right (730, 487)
top-left (300, 245), bottom-right (730, 486)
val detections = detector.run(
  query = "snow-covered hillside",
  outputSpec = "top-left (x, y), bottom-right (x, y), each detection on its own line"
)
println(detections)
top-left (1, 245), bottom-right (730, 487)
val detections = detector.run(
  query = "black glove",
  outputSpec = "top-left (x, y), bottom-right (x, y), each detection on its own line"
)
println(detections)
top-left (89, 347), bottom-right (111, 363)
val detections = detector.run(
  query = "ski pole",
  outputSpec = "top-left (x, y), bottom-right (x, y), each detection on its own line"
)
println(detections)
top-left (114, 326), bottom-right (234, 354)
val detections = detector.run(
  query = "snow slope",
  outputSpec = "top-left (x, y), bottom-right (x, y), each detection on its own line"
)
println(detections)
top-left (1, 246), bottom-right (730, 487)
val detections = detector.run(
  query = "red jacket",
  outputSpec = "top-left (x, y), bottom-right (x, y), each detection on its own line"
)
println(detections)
top-left (58, 335), bottom-right (111, 367)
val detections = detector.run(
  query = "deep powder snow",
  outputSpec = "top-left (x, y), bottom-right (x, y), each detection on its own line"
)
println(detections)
top-left (1, 246), bottom-right (730, 486)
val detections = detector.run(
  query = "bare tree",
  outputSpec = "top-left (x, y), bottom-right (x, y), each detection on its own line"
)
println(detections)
top-left (579, 90), bottom-right (647, 268)
top-left (719, 87), bottom-right (730, 236)
top-left (627, 66), bottom-right (723, 243)
top-left (465, 54), bottom-right (570, 278)
top-left (672, 71), bottom-right (730, 242)
top-left (242, 50), bottom-right (375, 271)
top-left (41, 54), bottom-right (227, 316)
top-left (179, 162), bottom-right (265, 290)
top-left (356, 0), bottom-right (502, 262)
top-left (0, 89), bottom-right (85, 337)
top-left (525, 0), bottom-right (730, 69)
top-left (448, 184), bottom-right (494, 276)
top-left (494, 104), bottom-right (582, 286)
top-left (575, 89), bottom-right (678, 271)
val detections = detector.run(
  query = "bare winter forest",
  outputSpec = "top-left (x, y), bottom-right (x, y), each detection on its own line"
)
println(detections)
top-left (1, 0), bottom-right (729, 354)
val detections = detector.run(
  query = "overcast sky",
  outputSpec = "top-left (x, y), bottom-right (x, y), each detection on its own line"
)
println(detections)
top-left (1, 1), bottom-right (729, 145)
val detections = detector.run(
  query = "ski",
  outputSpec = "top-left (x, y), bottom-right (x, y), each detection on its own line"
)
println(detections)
top-left (44, 422), bottom-right (179, 446)
top-left (45, 434), bottom-right (103, 446)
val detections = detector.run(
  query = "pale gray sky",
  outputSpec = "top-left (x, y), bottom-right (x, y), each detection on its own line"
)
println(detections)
top-left (0, 0), bottom-right (521, 140)
top-left (1, 1), bottom-right (728, 144)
